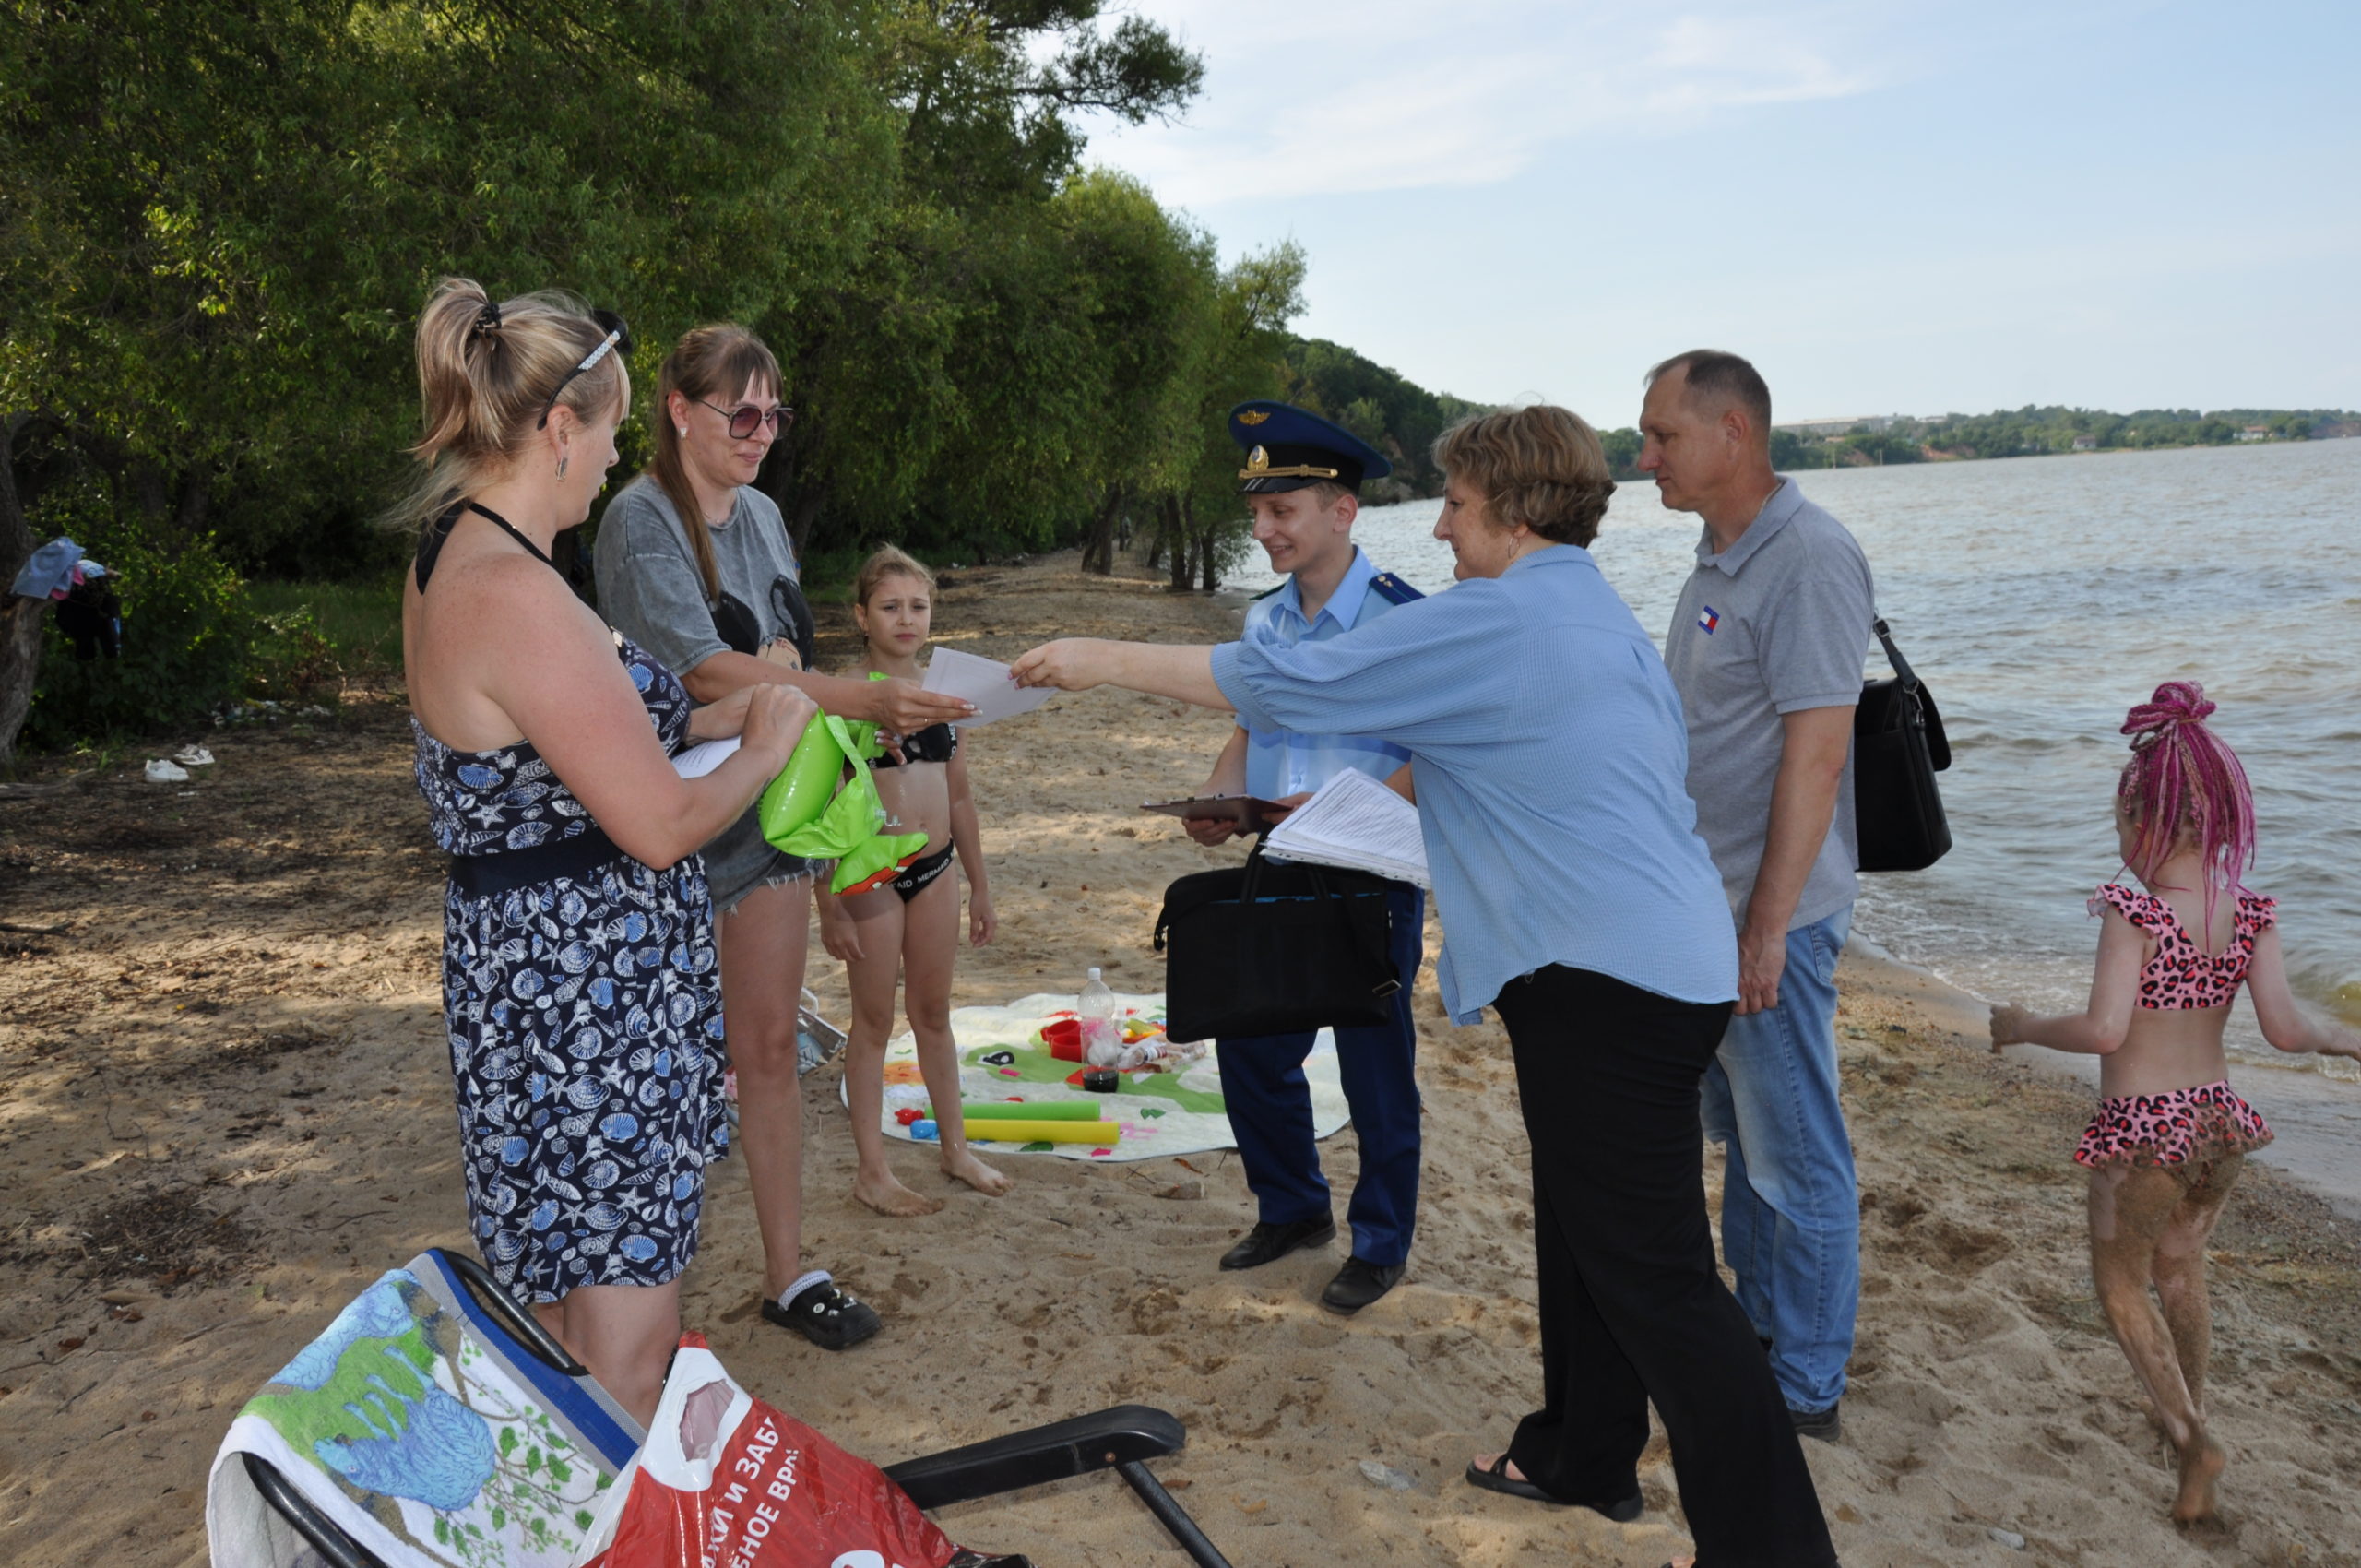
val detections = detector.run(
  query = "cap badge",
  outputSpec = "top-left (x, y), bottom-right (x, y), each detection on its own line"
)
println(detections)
top-left (1237, 410), bottom-right (1271, 426)
top-left (1246, 445), bottom-right (1269, 472)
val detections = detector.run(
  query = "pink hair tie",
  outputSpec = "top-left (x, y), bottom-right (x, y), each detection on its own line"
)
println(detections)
top-left (2122, 680), bottom-right (2215, 742)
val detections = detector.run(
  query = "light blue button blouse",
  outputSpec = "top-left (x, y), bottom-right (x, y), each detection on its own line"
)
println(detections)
top-left (1211, 545), bottom-right (1738, 1024)
top-left (1238, 549), bottom-right (1413, 801)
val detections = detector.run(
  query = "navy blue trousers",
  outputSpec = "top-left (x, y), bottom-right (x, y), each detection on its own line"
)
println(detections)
top-left (1216, 884), bottom-right (1424, 1267)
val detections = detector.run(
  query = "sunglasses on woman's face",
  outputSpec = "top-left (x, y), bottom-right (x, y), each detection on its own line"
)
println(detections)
top-left (695, 398), bottom-right (795, 441)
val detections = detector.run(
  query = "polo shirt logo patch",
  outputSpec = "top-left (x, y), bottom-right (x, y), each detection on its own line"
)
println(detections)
top-left (1697, 605), bottom-right (1720, 634)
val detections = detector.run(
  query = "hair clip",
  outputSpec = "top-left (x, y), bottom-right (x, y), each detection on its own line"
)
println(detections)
top-left (470, 301), bottom-right (503, 339)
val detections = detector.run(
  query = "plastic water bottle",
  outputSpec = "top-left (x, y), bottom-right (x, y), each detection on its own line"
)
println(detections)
top-left (1079, 968), bottom-right (1120, 1066)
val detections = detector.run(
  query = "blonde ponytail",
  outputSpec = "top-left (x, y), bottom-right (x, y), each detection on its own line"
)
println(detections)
top-left (388, 278), bottom-right (630, 536)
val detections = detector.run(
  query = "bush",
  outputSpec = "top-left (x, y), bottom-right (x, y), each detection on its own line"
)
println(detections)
top-left (20, 530), bottom-right (269, 750)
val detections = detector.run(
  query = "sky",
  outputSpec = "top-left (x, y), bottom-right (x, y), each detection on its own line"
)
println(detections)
top-left (1072, 0), bottom-right (2361, 422)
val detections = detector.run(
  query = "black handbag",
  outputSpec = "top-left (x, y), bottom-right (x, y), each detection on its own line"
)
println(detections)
top-left (1854, 617), bottom-right (1952, 873)
top-left (1152, 841), bottom-right (1402, 1044)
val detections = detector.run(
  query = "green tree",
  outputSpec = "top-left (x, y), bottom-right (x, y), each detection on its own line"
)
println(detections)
top-left (1, 0), bottom-right (898, 757)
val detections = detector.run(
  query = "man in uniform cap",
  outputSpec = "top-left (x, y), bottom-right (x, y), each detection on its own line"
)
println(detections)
top-left (1177, 400), bottom-right (1427, 1313)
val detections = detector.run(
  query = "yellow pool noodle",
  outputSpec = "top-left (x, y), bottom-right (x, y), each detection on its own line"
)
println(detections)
top-left (957, 1101), bottom-right (1104, 1121)
top-left (960, 1120), bottom-right (1120, 1145)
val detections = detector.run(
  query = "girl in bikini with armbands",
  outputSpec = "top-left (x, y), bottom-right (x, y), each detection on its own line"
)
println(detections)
top-left (817, 547), bottom-right (1008, 1215)
top-left (1990, 681), bottom-right (2361, 1523)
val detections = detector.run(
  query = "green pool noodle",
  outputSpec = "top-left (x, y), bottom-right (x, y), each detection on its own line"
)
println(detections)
top-left (950, 1101), bottom-right (1105, 1121)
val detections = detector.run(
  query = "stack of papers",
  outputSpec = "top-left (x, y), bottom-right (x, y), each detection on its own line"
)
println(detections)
top-left (1264, 768), bottom-right (1430, 889)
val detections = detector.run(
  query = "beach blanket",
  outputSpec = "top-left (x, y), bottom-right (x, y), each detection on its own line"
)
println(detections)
top-left (207, 1252), bottom-right (639, 1568)
top-left (845, 991), bottom-right (1348, 1162)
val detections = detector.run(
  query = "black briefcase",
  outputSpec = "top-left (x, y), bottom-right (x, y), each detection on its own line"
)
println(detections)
top-left (1152, 843), bottom-right (1402, 1044)
top-left (1854, 617), bottom-right (1952, 873)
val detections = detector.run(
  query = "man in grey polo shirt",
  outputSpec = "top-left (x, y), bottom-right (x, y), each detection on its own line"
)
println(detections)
top-left (1642, 349), bottom-right (1875, 1443)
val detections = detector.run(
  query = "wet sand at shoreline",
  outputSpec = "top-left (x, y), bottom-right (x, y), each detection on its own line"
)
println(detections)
top-left (2, 552), bottom-right (2357, 1565)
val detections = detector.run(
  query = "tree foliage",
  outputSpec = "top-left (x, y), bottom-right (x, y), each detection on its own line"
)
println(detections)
top-left (0, 0), bottom-right (1338, 754)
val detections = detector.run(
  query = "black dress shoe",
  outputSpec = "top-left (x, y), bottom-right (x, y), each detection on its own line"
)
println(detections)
top-left (1218, 1216), bottom-right (1336, 1271)
top-left (1319, 1255), bottom-right (1405, 1313)
top-left (1789, 1399), bottom-right (1842, 1443)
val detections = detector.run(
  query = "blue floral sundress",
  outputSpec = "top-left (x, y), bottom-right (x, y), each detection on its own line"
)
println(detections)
top-left (412, 634), bottom-right (728, 1303)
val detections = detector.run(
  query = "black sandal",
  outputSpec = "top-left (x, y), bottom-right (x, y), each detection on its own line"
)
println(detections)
top-left (1465, 1455), bottom-right (1642, 1521)
top-left (760, 1272), bottom-right (881, 1350)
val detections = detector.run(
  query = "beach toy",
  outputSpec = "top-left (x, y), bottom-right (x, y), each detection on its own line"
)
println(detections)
top-left (755, 711), bottom-right (929, 894)
top-left (894, 1107), bottom-right (927, 1126)
top-left (956, 1101), bottom-right (1103, 1122)
top-left (909, 1120), bottom-right (938, 1141)
top-left (962, 1121), bottom-right (1119, 1145)
top-left (1040, 1018), bottom-right (1086, 1062)
top-left (1079, 1068), bottom-right (1119, 1093)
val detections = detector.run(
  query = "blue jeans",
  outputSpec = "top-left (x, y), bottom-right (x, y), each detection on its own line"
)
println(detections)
top-left (1700, 907), bottom-right (1857, 1415)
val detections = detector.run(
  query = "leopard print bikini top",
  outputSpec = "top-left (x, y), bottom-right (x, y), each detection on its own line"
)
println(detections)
top-left (2089, 882), bottom-right (2276, 1010)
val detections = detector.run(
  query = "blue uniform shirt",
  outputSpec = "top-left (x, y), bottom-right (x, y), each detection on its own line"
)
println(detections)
top-left (1213, 545), bottom-right (1738, 1024)
top-left (1239, 549), bottom-right (1414, 799)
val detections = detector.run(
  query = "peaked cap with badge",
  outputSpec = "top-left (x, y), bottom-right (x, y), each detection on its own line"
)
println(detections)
top-left (1229, 401), bottom-right (1392, 495)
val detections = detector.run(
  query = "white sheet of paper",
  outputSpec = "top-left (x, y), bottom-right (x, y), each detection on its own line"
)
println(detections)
top-left (1264, 767), bottom-right (1431, 888)
top-left (671, 736), bottom-right (742, 779)
top-left (920, 647), bottom-right (1055, 726)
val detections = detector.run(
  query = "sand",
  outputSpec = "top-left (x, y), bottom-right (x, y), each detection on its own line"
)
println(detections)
top-left (3, 551), bottom-right (2358, 1567)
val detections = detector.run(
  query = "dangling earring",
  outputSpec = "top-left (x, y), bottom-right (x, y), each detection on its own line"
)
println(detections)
top-left (556, 450), bottom-right (570, 481)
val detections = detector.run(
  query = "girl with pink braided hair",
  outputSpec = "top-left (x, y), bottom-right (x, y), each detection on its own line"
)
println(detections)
top-left (1990, 681), bottom-right (2361, 1523)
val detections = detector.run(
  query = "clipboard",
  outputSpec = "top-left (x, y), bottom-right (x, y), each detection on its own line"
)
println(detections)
top-left (1141, 795), bottom-right (1287, 834)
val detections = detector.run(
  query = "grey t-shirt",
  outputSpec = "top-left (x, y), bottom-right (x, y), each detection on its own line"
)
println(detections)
top-left (593, 474), bottom-right (819, 906)
top-left (594, 476), bottom-right (813, 677)
top-left (1663, 479), bottom-right (1875, 930)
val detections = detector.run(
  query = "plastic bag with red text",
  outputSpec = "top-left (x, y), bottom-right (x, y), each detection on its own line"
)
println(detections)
top-left (576, 1336), bottom-right (1025, 1568)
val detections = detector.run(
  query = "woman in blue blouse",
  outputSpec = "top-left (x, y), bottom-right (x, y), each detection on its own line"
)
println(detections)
top-left (1014, 406), bottom-right (1835, 1566)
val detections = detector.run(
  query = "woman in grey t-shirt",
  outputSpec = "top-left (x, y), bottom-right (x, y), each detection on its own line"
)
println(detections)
top-left (593, 324), bottom-right (970, 1349)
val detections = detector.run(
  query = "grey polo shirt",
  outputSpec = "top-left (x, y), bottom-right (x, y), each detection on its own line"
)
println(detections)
top-left (1664, 479), bottom-right (1875, 931)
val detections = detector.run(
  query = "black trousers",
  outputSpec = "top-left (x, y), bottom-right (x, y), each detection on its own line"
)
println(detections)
top-left (1493, 965), bottom-right (1836, 1568)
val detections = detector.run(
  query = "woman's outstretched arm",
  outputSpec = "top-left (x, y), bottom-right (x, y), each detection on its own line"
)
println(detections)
top-left (1011, 639), bottom-right (1229, 709)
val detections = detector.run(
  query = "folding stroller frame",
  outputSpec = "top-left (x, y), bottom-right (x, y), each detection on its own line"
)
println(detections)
top-left (241, 1249), bottom-right (1232, 1568)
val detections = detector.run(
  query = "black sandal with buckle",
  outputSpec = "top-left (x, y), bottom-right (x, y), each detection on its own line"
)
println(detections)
top-left (760, 1270), bottom-right (881, 1350)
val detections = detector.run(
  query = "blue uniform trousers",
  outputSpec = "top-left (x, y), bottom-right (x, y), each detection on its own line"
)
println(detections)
top-left (1216, 884), bottom-right (1424, 1267)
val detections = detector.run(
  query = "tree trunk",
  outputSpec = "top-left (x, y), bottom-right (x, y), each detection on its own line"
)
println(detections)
top-left (1165, 493), bottom-right (1192, 591)
top-left (1, 413), bottom-right (48, 768)
top-left (1079, 481), bottom-right (1124, 575)
top-left (131, 459), bottom-right (170, 537)
top-left (759, 425), bottom-right (826, 559)
top-left (1195, 493), bottom-right (1220, 592)
top-left (172, 468), bottom-right (210, 537)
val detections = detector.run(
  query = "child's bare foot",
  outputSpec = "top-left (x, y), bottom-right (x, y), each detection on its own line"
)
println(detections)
top-left (855, 1170), bottom-right (944, 1217)
top-left (941, 1146), bottom-right (1014, 1195)
top-left (2173, 1434), bottom-right (2225, 1522)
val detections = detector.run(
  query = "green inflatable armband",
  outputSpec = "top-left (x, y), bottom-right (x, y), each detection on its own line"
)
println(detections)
top-left (754, 710), bottom-right (927, 895)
